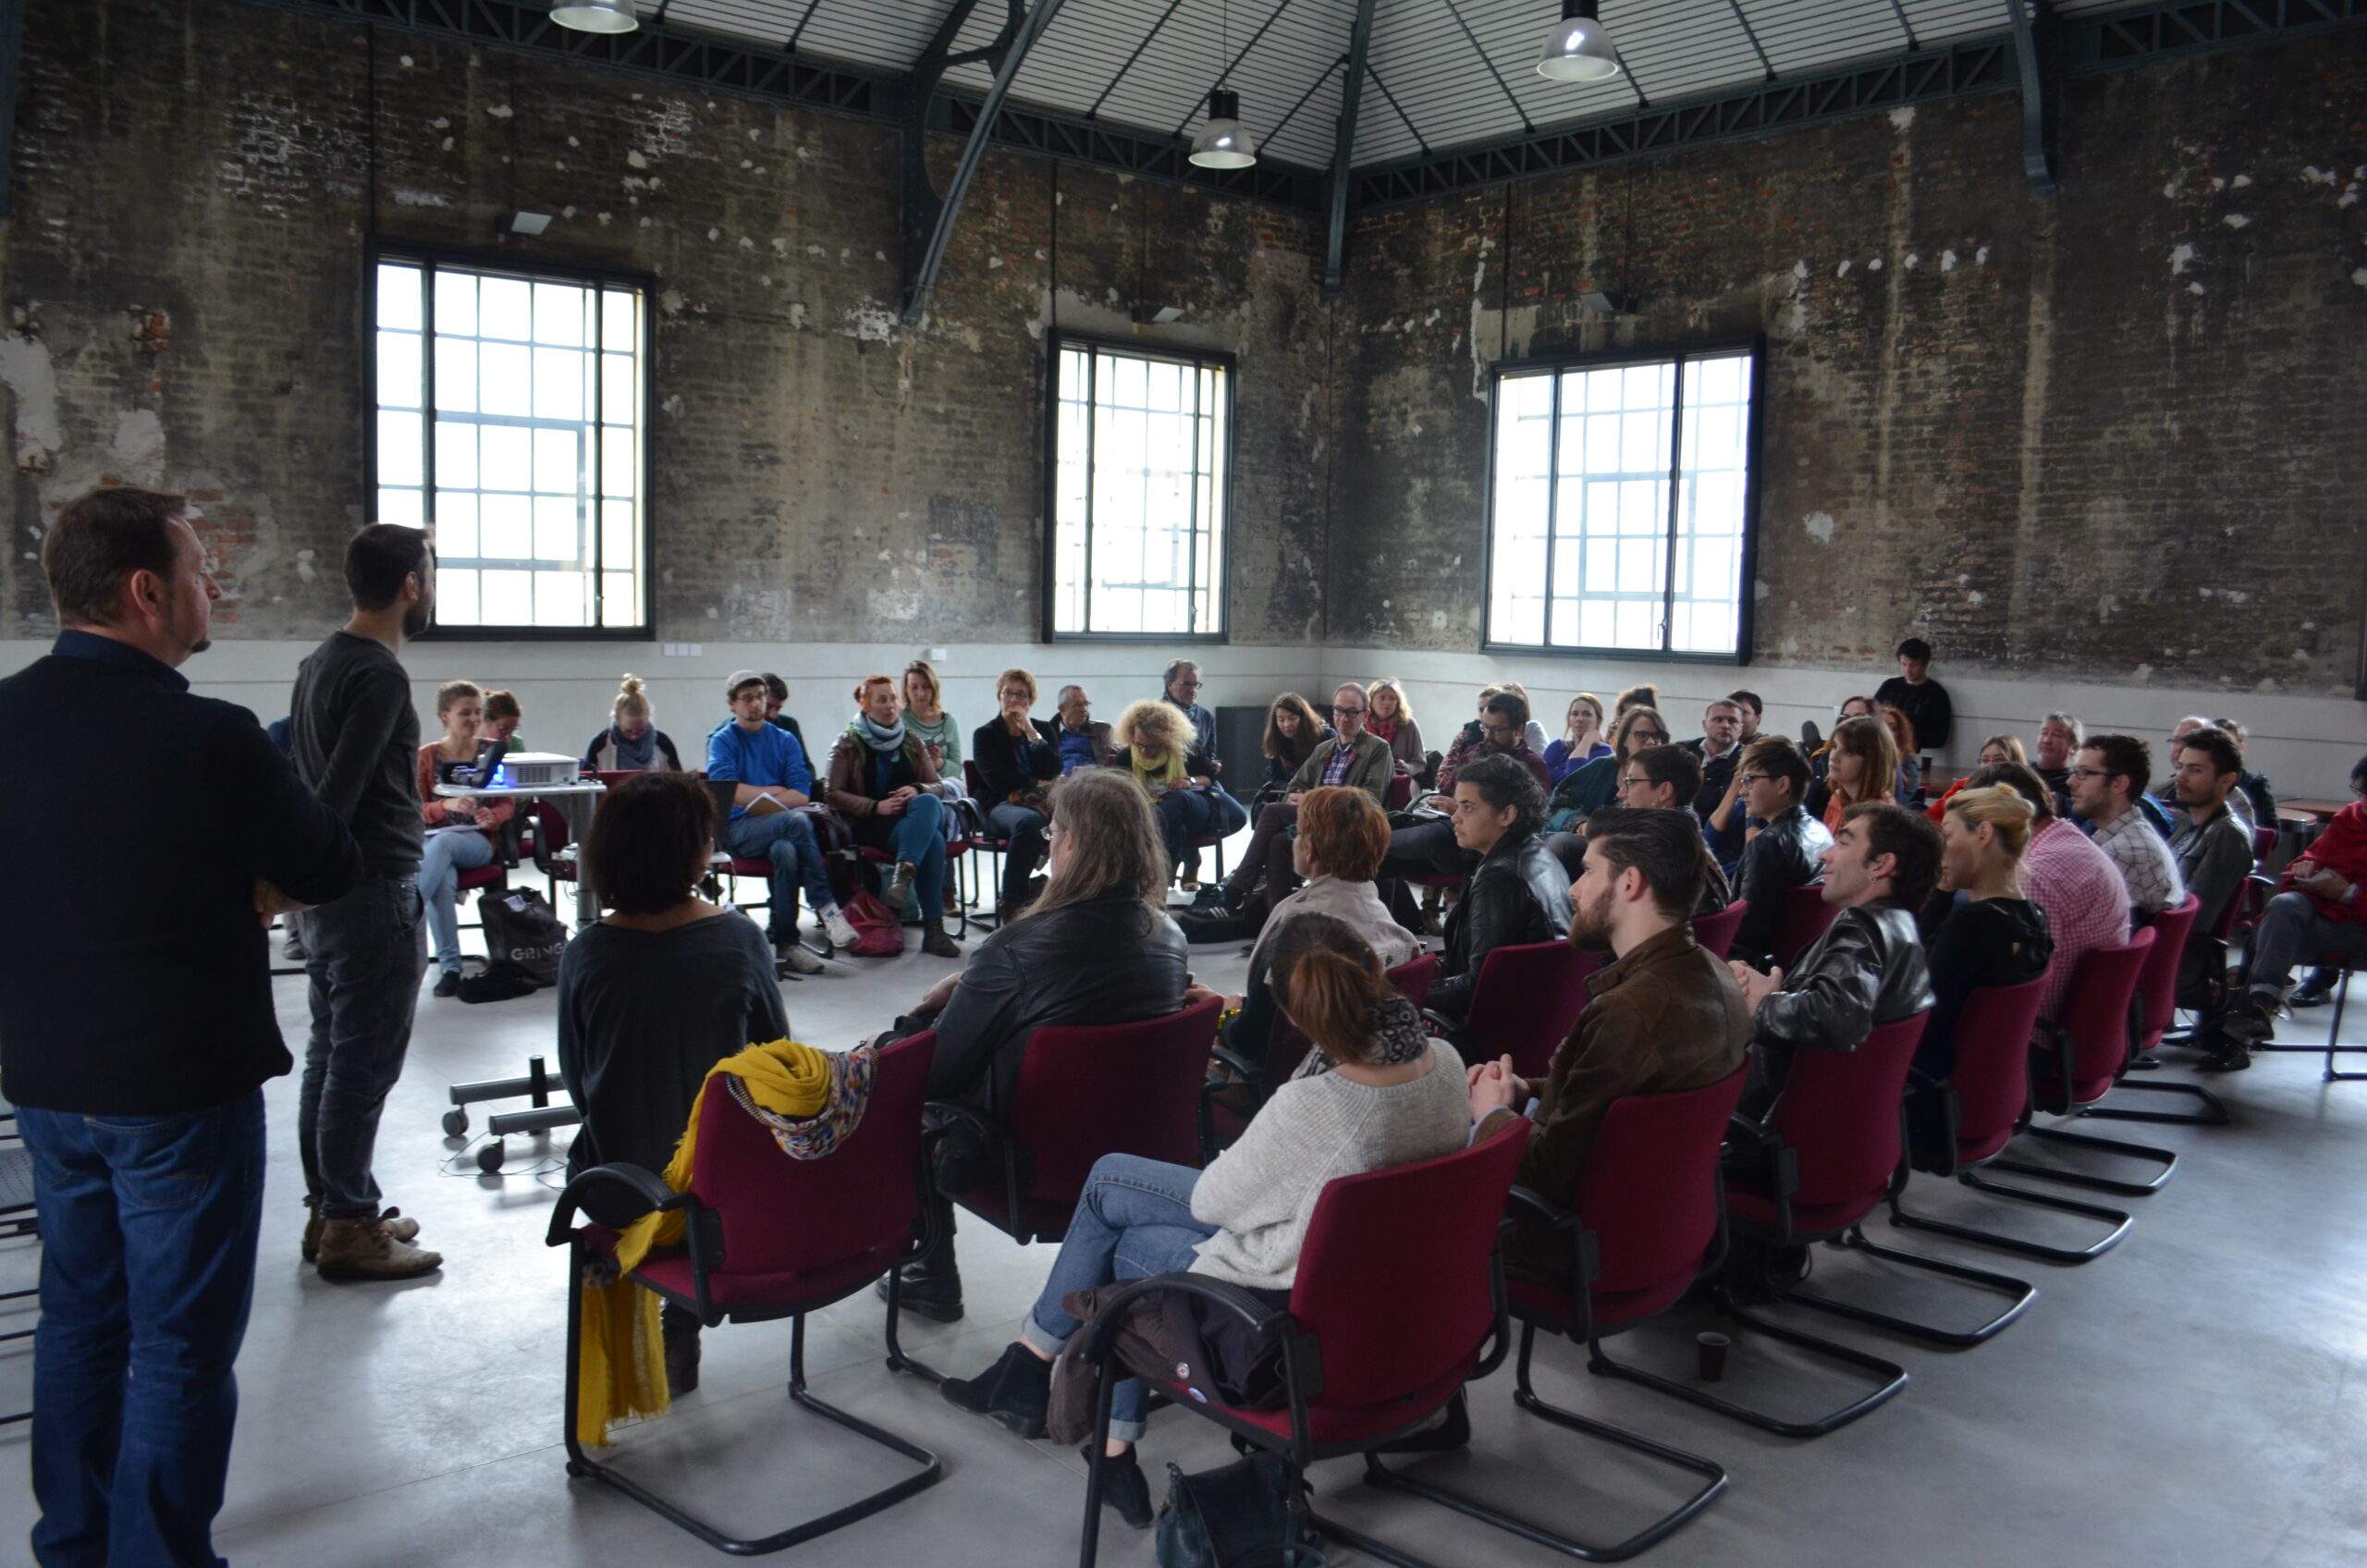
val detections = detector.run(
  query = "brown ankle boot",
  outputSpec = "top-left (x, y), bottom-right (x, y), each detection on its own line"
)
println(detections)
top-left (316, 1216), bottom-right (444, 1281)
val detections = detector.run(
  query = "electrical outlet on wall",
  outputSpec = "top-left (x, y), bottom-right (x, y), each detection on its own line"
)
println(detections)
top-left (928, 647), bottom-right (949, 662)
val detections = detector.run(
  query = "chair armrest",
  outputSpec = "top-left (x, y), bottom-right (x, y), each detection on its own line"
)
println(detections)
top-left (1078, 1271), bottom-right (1318, 1403)
top-left (1505, 1184), bottom-right (1600, 1301)
top-left (922, 1098), bottom-right (999, 1144)
top-left (1505, 1183), bottom-right (1577, 1231)
top-left (545, 1161), bottom-right (696, 1248)
top-left (1209, 1045), bottom-right (1266, 1084)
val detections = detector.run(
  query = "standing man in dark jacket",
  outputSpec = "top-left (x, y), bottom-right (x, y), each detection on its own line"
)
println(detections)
top-left (1731, 802), bottom-right (1939, 1117)
top-left (1875, 636), bottom-right (1954, 763)
top-left (1473, 809), bottom-right (1752, 1285)
top-left (288, 524), bottom-right (444, 1281)
top-left (0, 486), bottom-right (361, 1567)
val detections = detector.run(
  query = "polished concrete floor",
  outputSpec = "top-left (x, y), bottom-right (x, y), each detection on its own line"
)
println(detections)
top-left (3, 879), bottom-right (2365, 1567)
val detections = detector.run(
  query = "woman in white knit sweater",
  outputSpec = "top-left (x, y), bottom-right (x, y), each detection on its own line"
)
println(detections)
top-left (936, 913), bottom-right (1469, 1526)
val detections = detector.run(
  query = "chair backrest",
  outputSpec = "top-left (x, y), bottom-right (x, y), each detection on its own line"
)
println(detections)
top-left (2131, 895), bottom-right (2201, 1047)
top-left (1010, 996), bottom-right (1223, 1202)
top-left (1767, 885), bottom-right (1840, 972)
top-left (1947, 977), bottom-right (2050, 1158)
top-left (1691, 900), bottom-right (1748, 961)
top-left (1574, 1064), bottom-right (1750, 1295)
top-left (532, 799), bottom-right (573, 868)
top-left (1461, 940), bottom-right (1600, 1080)
top-left (2053, 927), bottom-right (2156, 1106)
top-left (963, 760), bottom-right (987, 800)
top-left (1770, 1012), bottom-right (1929, 1211)
top-left (1287, 1120), bottom-right (1527, 1408)
top-left (686, 1032), bottom-right (937, 1281)
top-left (1385, 953), bottom-right (1437, 1011)
top-left (2251, 825), bottom-right (2277, 861)
top-left (1384, 773), bottom-right (1415, 812)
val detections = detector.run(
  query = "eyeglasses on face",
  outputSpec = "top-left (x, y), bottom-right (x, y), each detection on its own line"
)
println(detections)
top-left (2067, 766), bottom-right (2111, 780)
top-left (998, 688), bottom-right (1031, 701)
top-left (1619, 774), bottom-right (1651, 790)
top-left (1333, 704), bottom-right (1367, 716)
top-left (1736, 772), bottom-right (1769, 787)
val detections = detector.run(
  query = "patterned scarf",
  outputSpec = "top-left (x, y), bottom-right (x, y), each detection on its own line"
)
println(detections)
top-left (724, 1043), bottom-right (876, 1159)
top-left (855, 711), bottom-right (909, 754)
top-left (1300, 993), bottom-right (1431, 1077)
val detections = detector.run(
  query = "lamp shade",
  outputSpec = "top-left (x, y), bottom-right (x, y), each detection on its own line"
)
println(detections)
top-left (551, 0), bottom-right (638, 34)
top-left (1536, 0), bottom-right (1621, 83)
top-left (1188, 89), bottom-right (1258, 170)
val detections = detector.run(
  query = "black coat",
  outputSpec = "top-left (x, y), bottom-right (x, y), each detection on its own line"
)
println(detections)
top-left (1733, 805), bottom-right (1834, 966)
top-left (1431, 831), bottom-right (1572, 1025)
top-left (1746, 900), bottom-right (1933, 1116)
top-left (970, 716), bottom-right (1061, 803)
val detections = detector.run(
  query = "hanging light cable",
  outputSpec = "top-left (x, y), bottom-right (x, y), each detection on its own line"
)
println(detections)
top-left (1536, 0), bottom-right (1621, 83)
top-left (551, 0), bottom-right (639, 34)
top-left (1190, 0), bottom-right (1258, 168)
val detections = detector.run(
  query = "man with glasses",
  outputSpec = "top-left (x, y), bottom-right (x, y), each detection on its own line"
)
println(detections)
top-left (2067, 733), bottom-right (2184, 918)
top-left (1051, 684), bottom-right (1113, 775)
top-left (1685, 698), bottom-right (1748, 864)
top-left (1728, 735), bottom-right (1833, 967)
top-left (1199, 682), bottom-right (1394, 936)
top-left (1545, 744), bottom-right (1732, 914)
top-left (1380, 689), bottom-right (1549, 916)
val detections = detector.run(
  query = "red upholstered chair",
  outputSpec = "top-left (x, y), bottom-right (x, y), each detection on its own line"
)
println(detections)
top-left (1889, 975), bottom-right (2132, 1266)
top-left (1986, 929), bottom-right (2179, 1197)
top-left (2078, 896), bottom-right (2228, 1125)
top-left (1765, 884), bottom-right (1840, 972)
top-left (1691, 899), bottom-right (1748, 961)
top-left (1073, 1121), bottom-right (1530, 1568)
top-left (544, 1033), bottom-right (945, 1556)
top-left (1445, 940), bottom-right (1600, 1081)
top-left (1383, 772), bottom-right (1415, 812)
top-left (938, 998), bottom-right (1221, 1245)
top-left (1198, 956), bottom-right (1443, 1159)
top-left (1367, 1068), bottom-right (1746, 1560)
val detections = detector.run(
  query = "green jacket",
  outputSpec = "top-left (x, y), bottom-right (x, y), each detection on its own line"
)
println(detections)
top-left (1284, 730), bottom-right (1394, 803)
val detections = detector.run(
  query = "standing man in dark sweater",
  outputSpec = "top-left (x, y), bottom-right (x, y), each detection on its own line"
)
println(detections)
top-left (288, 524), bottom-right (444, 1281)
top-left (1875, 636), bottom-right (1954, 766)
top-left (0, 487), bottom-right (361, 1566)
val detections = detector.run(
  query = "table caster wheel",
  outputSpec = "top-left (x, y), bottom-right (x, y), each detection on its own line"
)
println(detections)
top-left (476, 1140), bottom-right (507, 1175)
top-left (442, 1109), bottom-right (468, 1138)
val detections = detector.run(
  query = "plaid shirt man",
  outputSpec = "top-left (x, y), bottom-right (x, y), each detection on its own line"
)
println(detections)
top-left (2022, 820), bottom-right (2133, 1022)
top-left (2092, 806), bottom-right (2185, 917)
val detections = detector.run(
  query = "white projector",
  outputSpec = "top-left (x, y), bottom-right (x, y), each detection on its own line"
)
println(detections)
top-left (494, 752), bottom-right (582, 789)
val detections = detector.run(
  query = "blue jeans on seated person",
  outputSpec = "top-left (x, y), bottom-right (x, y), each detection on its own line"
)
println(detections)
top-left (1155, 787), bottom-right (1245, 874)
top-left (19, 1089), bottom-right (266, 1568)
top-left (986, 801), bottom-right (1050, 908)
top-left (723, 807), bottom-right (837, 945)
top-left (877, 791), bottom-right (949, 917)
top-left (2244, 890), bottom-right (2367, 1001)
top-left (1016, 1153), bottom-right (1216, 1443)
top-left (417, 827), bottom-right (496, 974)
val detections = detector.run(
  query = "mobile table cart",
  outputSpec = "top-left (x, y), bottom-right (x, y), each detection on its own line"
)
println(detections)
top-left (433, 774), bottom-right (605, 1172)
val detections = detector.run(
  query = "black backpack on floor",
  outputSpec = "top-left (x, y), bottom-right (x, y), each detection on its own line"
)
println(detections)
top-left (477, 887), bottom-right (568, 987)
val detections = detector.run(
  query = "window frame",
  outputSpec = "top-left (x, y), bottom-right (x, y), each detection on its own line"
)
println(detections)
top-left (1038, 330), bottom-right (1236, 645)
top-left (363, 239), bottom-right (659, 643)
top-left (1480, 337), bottom-right (1765, 666)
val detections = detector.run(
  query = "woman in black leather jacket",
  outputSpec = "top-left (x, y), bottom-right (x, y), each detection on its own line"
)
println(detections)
top-left (877, 766), bottom-right (1190, 1321)
top-left (1428, 753), bottom-right (1573, 1058)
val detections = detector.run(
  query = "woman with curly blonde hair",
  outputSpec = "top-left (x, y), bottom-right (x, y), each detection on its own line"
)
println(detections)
top-left (1110, 697), bottom-right (1242, 874)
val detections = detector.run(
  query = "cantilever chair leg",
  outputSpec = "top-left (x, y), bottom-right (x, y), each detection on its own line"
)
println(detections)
top-left (1585, 1296), bottom-right (1907, 1439)
top-left (2324, 970), bottom-right (2367, 1083)
top-left (1359, 1324), bottom-right (1728, 1562)
top-left (1772, 1225), bottom-right (2036, 1348)
top-left (1985, 1122), bottom-right (2177, 1195)
top-left (1900, 1173), bottom-right (2134, 1264)
top-left (2079, 1076), bottom-right (2230, 1125)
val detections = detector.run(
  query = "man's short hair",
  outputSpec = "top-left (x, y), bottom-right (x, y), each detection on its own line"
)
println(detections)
top-left (1896, 636), bottom-right (1933, 663)
top-left (345, 523), bottom-right (431, 612)
top-left (1333, 680), bottom-right (1368, 706)
top-left (1163, 658), bottom-right (1201, 689)
top-left (43, 485), bottom-right (189, 627)
top-left (1729, 690), bottom-right (1762, 717)
top-left (1482, 689), bottom-right (1530, 732)
top-left (2042, 710), bottom-right (2084, 744)
top-left (1455, 752), bottom-right (1545, 840)
top-left (1058, 684), bottom-right (1085, 706)
top-left (2082, 734), bottom-right (2150, 799)
top-left (2177, 727), bottom-right (2244, 780)
top-left (762, 673), bottom-right (789, 702)
top-left (1845, 802), bottom-right (1943, 908)
top-left (1629, 742), bottom-right (1703, 804)
top-left (1964, 760), bottom-right (2057, 825)
top-left (1741, 735), bottom-right (1810, 800)
top-left (1583, 807), bottom-right (1708, 922)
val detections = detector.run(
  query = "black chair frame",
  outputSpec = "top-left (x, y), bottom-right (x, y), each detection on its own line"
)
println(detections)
top-left (546, 1141), bottom-right (947, 1557)
top-left (1984, 1019), bottom-right (2179, 1197)
top-left (1885, 1069), bottom-right (2132, 1266)
top-left (1074, 1268), bottom-right (1512, 1568)
top-left (1360, 1189), bottom-right (1727, 1562)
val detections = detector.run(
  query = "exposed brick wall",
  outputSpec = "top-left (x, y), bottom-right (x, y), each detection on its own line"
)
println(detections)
top-left (1331, 34), bottom-right (2367, 696)
top-left (0, 0), bottom-right (1332, 645)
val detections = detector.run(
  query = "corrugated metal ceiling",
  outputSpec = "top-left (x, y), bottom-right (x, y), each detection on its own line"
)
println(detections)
top-left (633, 0), bottom-right (2035, 171)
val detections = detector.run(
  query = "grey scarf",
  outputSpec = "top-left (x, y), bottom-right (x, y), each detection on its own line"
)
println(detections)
top-left (1302, 993), bottom-right (1431, 1077)
top-left (855, 712), bottom-right (908, 754)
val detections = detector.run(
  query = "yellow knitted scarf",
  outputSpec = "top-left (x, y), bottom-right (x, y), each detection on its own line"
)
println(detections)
top-left (1131, 745), bottom-right (1188, 796)
top-left (574, 1038), bottom-right (840, 1448)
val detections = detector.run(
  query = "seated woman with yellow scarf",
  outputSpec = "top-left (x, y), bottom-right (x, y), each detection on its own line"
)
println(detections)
top-left (1109, 698), bottom-right (1245, 876)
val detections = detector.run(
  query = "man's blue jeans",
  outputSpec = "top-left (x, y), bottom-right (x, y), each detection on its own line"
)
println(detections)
top-left (18, 1090), bottom-right (266, 1568)
top-left (723, 807), bottom-right (837, 943)
top-left (301, 871), bottom-right (424, 1221)
top-left (1017, 1154), bottom-right (1214, 1442)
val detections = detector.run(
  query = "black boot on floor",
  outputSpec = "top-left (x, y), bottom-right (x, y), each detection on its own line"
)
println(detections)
top-left (661, 1307), bottom-right (702, 1395)
top-left (939, 1341), bottom-right (1052, 1438)
top-left (2291, 966), bottom-right (2338, 1008)
top-left (876, 1243), bottom-right (964, 1322)
top-left (1086, 1444), bottom-right (1155, 1528)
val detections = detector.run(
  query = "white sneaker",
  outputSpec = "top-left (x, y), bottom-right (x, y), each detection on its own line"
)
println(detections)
top-left (779, 942), bottom-right (826, 975)
top-left (822, 909), bottom-right (860, 950)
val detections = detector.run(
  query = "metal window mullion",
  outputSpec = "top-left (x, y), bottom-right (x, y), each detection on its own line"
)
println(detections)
top-left (1542, 371), bottom-right (1563, 647)
top-left (1185, 365), bottom-right (1201, 635)
top-left (420, 264), bottom-right (436, 533)
top-left (1082, 348), bottom-right (1098, 634)
top-left (1662, 358), bottom-right (1687, 654)
top-left (590, 286), bottom-right (604, 630)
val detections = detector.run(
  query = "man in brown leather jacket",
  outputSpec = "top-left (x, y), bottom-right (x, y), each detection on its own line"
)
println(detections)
top-left (1470, 809), bottom-right (1752, 1285)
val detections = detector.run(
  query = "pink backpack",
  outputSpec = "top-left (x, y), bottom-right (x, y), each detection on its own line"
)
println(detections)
top-left (840, 890), bottom-right (905, 957)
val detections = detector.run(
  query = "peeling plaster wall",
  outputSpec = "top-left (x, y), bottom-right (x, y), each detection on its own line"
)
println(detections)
top-left (1331, 34), bottom-right (2367, 700)
top-left (0, 0), bottom-right (1334, 648)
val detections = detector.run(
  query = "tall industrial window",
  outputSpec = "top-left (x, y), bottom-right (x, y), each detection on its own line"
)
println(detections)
top-left (1485, 347), bottom-right (1760, 659)
top-left (369, 251), bottom-right (650, 635)
top-left (1047, 337), bottom-right (1230, 639)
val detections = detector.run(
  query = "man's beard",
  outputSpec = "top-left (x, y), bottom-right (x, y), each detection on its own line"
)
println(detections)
top-left (1570, 884), bottom-right (1616, 950)
top-left (402, 595), bottom-right (433, 638)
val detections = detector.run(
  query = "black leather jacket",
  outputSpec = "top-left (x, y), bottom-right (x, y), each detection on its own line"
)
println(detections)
top-left (924, 891), bottom-right (1190, 1117)
top-left (1745, 899), bottom-right (1932, 1115)
top-left (1733, 804), bottom-right (1834, 965)
top-left (1431, 830), bottom-right (1572, 1023)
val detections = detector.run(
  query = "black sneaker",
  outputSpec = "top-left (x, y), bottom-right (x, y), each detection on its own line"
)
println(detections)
top-left (432, 968), bottom-right (462, 998)
top-left (2291, 967), bottom-right (2338, 1008)
top-left (940, 1341), bottom-right (1051, 1438)
top-left (1085, 1444), bottom-right (1154, 1528)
